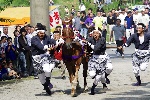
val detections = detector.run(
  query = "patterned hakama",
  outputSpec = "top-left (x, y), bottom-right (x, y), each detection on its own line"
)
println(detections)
top-left (132, 49), bottom-right (149, 76)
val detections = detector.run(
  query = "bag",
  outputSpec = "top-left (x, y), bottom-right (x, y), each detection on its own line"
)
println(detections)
top-left (122, 36), bottom-right (126, 44)
top-left (54, 50), bottom-right (63, 60)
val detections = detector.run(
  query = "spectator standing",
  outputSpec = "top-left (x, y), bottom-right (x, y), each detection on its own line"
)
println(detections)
top-left (124, 11), bottom-right (134, 39)
top-left (80, 11), bottom-right (88, 39)
top-left (107, 11), bottom-right (116, 44)
top-left (1, 27), bottom-right (8, 38)
top-left (73, 11), bottom-right (81, 32)
top-left (0, 36), bottom-right (7, 59)
top-left (111, 19), bottom-right (126, 57)
top-left (18, 28), bottom-right (30, 77)
top-left (85, 12), bottom-right (94, 38)
top-left (138, 10), bottom-right (149, 32)
top-left (5, 37), bottom-right (17, 67)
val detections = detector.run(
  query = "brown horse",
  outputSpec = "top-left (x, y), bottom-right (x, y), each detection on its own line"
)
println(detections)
top-left (62, 17), bottom-right (88, 97)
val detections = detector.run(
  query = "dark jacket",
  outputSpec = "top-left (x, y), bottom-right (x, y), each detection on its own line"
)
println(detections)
top-left (88, 37), bottom-right (106, 55)
top-left (31, 35), bottom-right (56, 56)
top-left (126, 33), bottom-right (150, 50)
top-left (18, 35), bottom-right (30, 52)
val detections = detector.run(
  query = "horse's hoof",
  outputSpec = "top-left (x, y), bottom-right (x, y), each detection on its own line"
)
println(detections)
top-left (71, 89), bottom-right (77, 97)
top-left (71, 93), bottom-right (77, 97)
top-left (83, 85), bottom-right (89, 93)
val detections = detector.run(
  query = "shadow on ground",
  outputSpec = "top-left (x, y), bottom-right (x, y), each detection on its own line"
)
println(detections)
top-left (103, 82), bottom-right (150, 100)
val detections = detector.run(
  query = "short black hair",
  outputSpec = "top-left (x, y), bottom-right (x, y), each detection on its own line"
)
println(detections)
top-left (56, 26), bottom-right (62, 28)
top-left (127, 11), bottom-right (132, 14)
top-left (7, 37), bottom-right (12, 41)
top-left (1, 36), bottom-right (7, 40)
top-left (88, 8), bottom-right (93, 11)
top-left (80, 11), bottom-right (86, 15)
top-left (116, 19), bottom-right (121, 22)
top-left (137, 23), bottom-right (145, 29)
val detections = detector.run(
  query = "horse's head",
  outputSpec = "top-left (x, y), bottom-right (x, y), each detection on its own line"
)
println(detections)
top-left (62, 16), bottom-right (74, 49)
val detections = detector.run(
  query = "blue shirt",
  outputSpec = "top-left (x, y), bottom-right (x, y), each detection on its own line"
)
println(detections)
top-left (84, 17), bottom-right (94, 27)
top-left (0, 67), bottom-right (8, 79)
top-left (125, 16), bottom-right (134, 29)
top-left (5, 45), bottom-right (17, 61)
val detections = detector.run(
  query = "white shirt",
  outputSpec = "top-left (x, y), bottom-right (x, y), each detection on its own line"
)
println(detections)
top-left (139, 35), bottom-right (144, 44)
top-left (56, 38), bottom-right (64, 46)
top-left (118, 13), bottom-right (127, 25)
top-left (138, 14), bottom-right (149, 26)
top-left (1, 33), bottom-right (8, 38)
top-left (133, 13), bottom-right (141, 25)
top-left (79, 5), bottom-right (86, 11)
top-left (26, 33), bottom-right (33, 46)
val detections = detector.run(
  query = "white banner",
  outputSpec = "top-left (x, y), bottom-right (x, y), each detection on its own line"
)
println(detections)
top-left (50, 7), bottom-right (62, 32)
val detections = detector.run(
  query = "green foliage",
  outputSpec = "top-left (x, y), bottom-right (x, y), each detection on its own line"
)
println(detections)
top-left (103, 1), bottom-right (120, 12)
top-left (10, 0), bottom-right (30, 7)
top-left (0, 0), bottom-right (13, 11)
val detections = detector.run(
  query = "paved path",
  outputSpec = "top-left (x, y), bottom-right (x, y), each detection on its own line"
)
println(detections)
top-left (0, 44), bottom-right (150, 100)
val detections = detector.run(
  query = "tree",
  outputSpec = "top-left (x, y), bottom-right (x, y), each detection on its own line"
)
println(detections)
top-left (0, 0), bottom-right (13, 11)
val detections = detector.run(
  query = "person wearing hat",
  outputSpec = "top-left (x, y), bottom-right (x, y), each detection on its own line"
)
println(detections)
top-left (82, 27), bottom-right (113, 95)
top-left (31, 24), bottom-right (56, 95)
top-left (18, 27), bottom-right (31, 77)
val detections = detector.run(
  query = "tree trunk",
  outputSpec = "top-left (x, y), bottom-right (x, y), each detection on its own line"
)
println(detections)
top-left (30, 0), bottom-right (50, 35)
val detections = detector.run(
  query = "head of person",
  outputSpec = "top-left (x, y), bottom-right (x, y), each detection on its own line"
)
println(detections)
top-left (15, 25), bottom-right (21, 32)
top-left (13, 30), bottom-right (20, 37)
top-left (53, 31), bottom-right (60, 40)
top-left (92, 27), bottom-right (102, 40)
top-left (55, 26), bottom-right (62, 32)
top-left (136, 23), bottom-right (145, 34)
top-left (97, 10), bottom-right (102, 17)
top-left (3, 27), bottom-right (8, 35)
top-left (80, 11), bottom-right (86, 17)
top-left (20, 27), bottom-right (27, 37)
top-left (116, 19), bottom-right (121, 26)
top-left (88, 8), bottom-right (93, 14)
top-left (76, 11), bottom-right (80, 17)
top-left (134, 8), bottom-right (138, 14)
top-left (127, 11), bottom-right (132, 16)
top-left (30, 26), bottom-right (35, 34)
top-left (89, 12), bottom-right (93, 18)
top-left (108, 11), bottom-right (112, 16)
top-left (36, 24), bottom-right (46, 40)
top-left (7, 37), bottom-right (12, 45)
top-left (121, 8), bottom-right (125, 14)
top-left (0, 36), bottom-right (7, 43)
top-left (145, 7), bottom-right (149, 14)
top-left (125, 7), bottom-right (128, 12)
top-left (141, 9), bottom-right (145, 15)
top-left (111, 9), bottom-right (116, 14)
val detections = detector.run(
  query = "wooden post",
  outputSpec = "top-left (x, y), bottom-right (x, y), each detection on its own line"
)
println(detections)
top-left (30, 0), bottom-right (50, 35)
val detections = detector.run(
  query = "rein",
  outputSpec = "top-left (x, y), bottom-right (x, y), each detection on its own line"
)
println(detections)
top-left (63, 46), bottom-right (84, 60)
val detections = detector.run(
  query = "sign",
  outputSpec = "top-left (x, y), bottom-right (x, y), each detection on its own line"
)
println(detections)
top-left (50, 6), bottom-right (62, 32)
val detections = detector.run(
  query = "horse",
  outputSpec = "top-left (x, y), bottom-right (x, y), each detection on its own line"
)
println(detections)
top-left (61, 16), bottom-right (88, 97)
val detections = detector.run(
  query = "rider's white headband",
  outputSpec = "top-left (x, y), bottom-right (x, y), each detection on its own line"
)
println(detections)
top-left (92, 29), bottom-right (102, 34)
top-left (36, 30), bottom-right (45, 33)
top-left (137, 25), bottom-right (145, 29)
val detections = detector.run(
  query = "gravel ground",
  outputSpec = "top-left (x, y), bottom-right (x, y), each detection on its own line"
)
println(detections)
top-left (0, 44), bottom-right (150, 100)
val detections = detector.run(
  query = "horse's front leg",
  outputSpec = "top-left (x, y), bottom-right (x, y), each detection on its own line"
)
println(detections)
top-left (82, 57), bottom-right (89, 92)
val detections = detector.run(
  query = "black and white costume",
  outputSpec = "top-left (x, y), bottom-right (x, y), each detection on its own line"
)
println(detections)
top-left (125, 32), bottom-right (150, 85)
top-left (31, 29), bottom-right (56, 95)
top-left (86, 29), bottom-right (113, 95)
